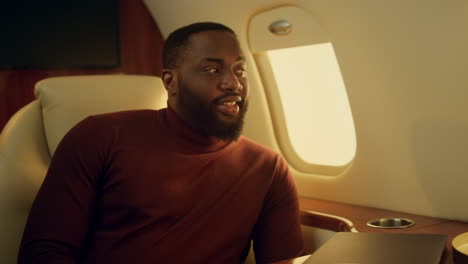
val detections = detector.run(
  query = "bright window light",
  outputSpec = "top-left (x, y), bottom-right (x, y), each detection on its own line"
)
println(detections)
top-left (266, 43), bottom-right (356, 166)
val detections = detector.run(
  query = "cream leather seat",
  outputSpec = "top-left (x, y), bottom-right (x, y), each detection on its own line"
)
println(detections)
top-left (0, 75), bottom-right (167, 264)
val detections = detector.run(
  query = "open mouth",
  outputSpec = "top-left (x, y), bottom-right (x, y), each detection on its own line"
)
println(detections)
top-left (215, 96), bottom-right (242, 116)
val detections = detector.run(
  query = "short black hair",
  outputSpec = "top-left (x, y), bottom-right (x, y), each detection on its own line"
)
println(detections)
top-left (162, 22), bottom-right (236, 69)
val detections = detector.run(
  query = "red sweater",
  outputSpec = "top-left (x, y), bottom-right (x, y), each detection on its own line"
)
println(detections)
top-left (19, 108), bottom-right (304, 264)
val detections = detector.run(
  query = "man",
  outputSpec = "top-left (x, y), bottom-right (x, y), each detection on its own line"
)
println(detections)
top-left (19, 22), bottom-right (304, 264)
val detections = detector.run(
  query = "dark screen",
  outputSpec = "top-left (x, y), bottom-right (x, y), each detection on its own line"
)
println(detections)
top-left (0, 1), bottom-right (120, 69)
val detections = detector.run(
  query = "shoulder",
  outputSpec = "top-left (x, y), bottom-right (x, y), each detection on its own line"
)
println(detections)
top-left (87, 109), bottom-right (162, 125)
top-left (236, 136), bottom-right (279, 157)
top-left (73, 109), bottom-right (164, 133)
top-left (234, 136), bottom-right (288, 169)
top-left (62, 109), bottom-right (165, 146)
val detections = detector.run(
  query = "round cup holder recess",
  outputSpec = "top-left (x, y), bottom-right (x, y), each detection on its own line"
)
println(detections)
top-left (366, 218), bottom-right (416, 229)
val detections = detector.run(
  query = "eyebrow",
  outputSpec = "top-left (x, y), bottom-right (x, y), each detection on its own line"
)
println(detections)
top-left (200, 56), bottom-right (246, 64)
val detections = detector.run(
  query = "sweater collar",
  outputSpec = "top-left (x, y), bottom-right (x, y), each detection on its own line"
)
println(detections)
top-left (163, 106), bottom-right (233, 153)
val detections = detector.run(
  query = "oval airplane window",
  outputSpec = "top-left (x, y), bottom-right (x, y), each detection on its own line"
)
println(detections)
top-left (249, 6), bottom-right (356, 175)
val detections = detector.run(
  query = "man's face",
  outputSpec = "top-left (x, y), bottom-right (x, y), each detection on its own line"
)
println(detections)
top-left (171, 30), bottom-right (249, 141)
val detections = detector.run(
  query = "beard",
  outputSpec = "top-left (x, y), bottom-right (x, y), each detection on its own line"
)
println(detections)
top-left (176, 81), bottom-right (248, 142)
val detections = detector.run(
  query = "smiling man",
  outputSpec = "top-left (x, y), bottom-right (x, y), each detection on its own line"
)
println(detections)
top-left (163, 25), bottom-right (249, 142)
top-left (19, 22), bottom-right (304, 264)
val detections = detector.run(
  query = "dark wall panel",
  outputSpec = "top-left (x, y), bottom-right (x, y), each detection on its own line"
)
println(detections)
top-left (0, 1), bottom-right (120, 69)
top-left (0, 0), bottom-right (164, 131)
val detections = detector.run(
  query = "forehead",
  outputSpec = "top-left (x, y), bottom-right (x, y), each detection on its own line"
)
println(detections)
top-left (184, 30), bottom-right (244, 62)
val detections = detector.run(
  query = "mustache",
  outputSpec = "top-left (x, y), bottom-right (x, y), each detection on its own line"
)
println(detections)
top-left (214, 93), bottom-right (243, 103)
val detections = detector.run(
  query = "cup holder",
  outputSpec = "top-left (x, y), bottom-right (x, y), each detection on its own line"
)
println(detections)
top-left (366, 218), bottom-right (415, 229)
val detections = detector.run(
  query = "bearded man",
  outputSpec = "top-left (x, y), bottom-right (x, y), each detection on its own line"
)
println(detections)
top-left (19, 22), bottom-right (304, 264)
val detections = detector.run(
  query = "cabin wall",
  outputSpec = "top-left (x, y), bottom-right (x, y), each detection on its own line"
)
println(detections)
top-left (0, 0), bottom-right (164, 131)
top-left (145, 0), bottom-right (468, 222)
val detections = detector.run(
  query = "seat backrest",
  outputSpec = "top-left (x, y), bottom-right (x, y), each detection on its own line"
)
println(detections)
top-left (0, 74), bottom-right (167, 264)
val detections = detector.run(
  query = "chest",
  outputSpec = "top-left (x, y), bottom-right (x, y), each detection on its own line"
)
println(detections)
top-left (97, 147), bottom-right (271, 223)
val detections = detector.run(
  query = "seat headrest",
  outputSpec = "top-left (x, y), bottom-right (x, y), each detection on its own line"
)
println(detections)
top-left (35, 75), bottom-right (168, 155)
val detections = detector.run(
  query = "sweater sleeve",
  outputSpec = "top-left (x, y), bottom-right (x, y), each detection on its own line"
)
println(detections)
top-left (252, 155), bottom-right (305, 264)
top-left (18, 116), bottom-right (110, 264)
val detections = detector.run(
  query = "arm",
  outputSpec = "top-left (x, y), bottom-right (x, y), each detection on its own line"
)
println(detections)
top-left (252, 155), bottom-right (305, 264)
top-left (18, 117), bottom-right (108, 263)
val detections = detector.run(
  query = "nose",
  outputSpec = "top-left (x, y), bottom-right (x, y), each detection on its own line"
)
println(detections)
top-left (220, 71), bottom-right (243, 93)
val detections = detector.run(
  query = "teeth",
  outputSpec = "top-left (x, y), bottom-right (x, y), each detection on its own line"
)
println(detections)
top-left (223, 102), bottom-right (236, 106)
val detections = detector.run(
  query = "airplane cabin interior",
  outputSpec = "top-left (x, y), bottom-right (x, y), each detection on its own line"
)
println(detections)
top-left (1, 0), bottom-right (467, 263)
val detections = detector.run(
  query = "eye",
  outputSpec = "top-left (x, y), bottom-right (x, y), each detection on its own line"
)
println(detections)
top-left (203, 67), bottom-right (219, 74)
top-left (235, 68), bottom-right (247, 78)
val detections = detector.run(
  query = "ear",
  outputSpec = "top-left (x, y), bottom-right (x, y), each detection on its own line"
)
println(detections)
top-left (162, 69), bottom-right (177, 96)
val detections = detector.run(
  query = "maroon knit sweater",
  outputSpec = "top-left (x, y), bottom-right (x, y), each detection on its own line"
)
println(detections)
top-left (19, 107), bottom-right (304, 264)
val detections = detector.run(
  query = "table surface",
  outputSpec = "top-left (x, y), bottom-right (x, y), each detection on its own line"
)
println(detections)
top-left (297, 197), bottom-right (468, 264)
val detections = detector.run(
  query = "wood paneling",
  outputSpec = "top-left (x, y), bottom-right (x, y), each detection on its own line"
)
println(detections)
top-left (0, 0), bottom-right (164, 131)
